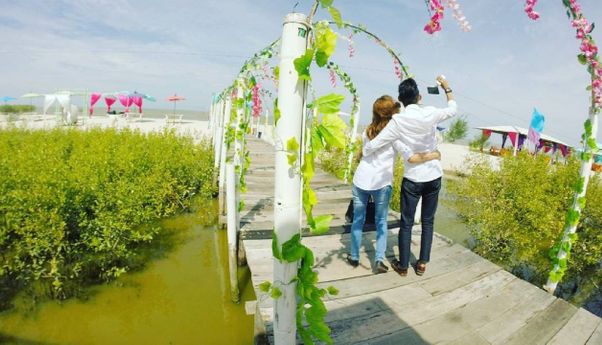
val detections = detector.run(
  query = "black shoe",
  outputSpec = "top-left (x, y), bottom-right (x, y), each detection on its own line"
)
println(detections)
top-left (391, 259), bottom-right (408, 277)
top-left (375, 261), bottom-right (389, 274)
top-left (346, 256), bottom-right (359, 268)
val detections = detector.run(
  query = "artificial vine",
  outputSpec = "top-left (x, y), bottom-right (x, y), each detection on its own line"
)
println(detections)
top-left (523, 0), bottom-right (601, 291)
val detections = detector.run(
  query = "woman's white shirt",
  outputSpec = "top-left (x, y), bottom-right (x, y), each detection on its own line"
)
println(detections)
top-left (352, 131), bottom-right (411, 191)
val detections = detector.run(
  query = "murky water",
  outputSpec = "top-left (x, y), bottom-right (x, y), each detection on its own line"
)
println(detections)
top-left (0, 208), bottom-right (255, 345)
top-left (436, 180), bottom-right (472, 246)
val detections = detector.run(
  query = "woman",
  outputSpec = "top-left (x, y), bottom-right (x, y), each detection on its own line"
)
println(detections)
top-left (348, 95), bottom-right (440, 273)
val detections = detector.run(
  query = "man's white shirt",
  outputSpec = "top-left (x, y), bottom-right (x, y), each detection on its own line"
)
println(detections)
top-left (362, 100), bottom-right (458, 183)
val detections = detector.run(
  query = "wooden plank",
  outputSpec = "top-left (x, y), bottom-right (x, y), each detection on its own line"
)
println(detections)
top-left (547, 308), bottom-right (601, 345)
top-left (443, 332), bottom-right (490, 345)
top-left (476, 281), bottom-right (556, 344)
top-left (502, 299), bottom-right (577, 345)
top-left (586, 321), bottom-right (602, 345)
top-left (418, 256), bottom-right (500, 296)
top-left (399, 277), bottom-right (540, 344)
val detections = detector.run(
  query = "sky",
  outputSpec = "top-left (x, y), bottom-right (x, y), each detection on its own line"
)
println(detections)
top-left (1, 0), bottom-right (601, 146)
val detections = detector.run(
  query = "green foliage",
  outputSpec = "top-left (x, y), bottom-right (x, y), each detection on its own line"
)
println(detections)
top-left (444, 116), bottom-right (469, 143)
top-left (287, 137), bottom-right (300, 166)
top-left (294, 49), bottom-right (314, 81)
top-left (273, 98), bottom-right (281, 126)
top-left (314, 22), bottom-right (337, 67)
top-left (0, 105), bottom-right (35, 114)
top-left (268, 232), bottom-right (337, 344)
top-left (390, 157), bottom-right (405, 213)
top-left (314, 93), bottom-right (345, 115)
top-left (0, 128), bottom-right (215, 300)
top-left (468, 133), bottom-right (490, 151)
top-left (447, 153), bottom-right (602, 301)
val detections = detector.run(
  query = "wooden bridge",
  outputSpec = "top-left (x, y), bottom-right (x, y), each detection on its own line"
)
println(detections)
top-left (234, 137), bottom-right (601, 345)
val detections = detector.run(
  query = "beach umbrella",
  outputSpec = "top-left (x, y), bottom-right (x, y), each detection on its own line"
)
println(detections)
top-left (2, 97), bottom-right (16, 113)
top-left (167, 94), bottom-right (186, 115)
top-left (21, 93), bottom-right (43, 98)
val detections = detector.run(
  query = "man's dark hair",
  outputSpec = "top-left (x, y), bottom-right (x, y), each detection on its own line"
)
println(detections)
top-left (398, 78), bottom-right (420, 107)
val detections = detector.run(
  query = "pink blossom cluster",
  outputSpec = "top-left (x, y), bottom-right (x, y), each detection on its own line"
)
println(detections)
top-left (524, 0), bottom-right (540, 20)
top-left (567, 0), bottom-right (602, 105)
top-left (348, 33), bottom-right (356, 58)
top-left (329, 69), bottom-right (337, 88)
top-left (251, 84), bottom-right (262, 118)
top-left (424, 0), bottom-right (445, 35)
top-left (445, 0), bottom-right (471, 32)
top-left (393, 58), bottom-right (403, 80)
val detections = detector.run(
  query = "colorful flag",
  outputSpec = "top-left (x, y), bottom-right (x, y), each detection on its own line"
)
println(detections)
top-left (527, 108), bottom-right (545, 154)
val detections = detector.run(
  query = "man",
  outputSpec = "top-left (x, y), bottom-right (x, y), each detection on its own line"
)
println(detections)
top-left (362, 76), bottom-right (456, 276)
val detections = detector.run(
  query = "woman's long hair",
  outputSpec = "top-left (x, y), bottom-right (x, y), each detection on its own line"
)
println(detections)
top-left (366, 95), bottom-right (401, 140)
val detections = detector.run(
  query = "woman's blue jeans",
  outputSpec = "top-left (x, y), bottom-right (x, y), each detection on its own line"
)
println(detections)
top-left (350, 184), bottom-right (392, 263)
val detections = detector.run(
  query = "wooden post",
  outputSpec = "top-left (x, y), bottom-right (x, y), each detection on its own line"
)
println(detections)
top-left (273, 13), bottom-right (309, 344)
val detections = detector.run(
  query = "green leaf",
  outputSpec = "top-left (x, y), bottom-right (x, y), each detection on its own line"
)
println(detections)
top-left (328, 6), bottom-right (343, 28)
top-left (274, 98), bottom-right (281, 126)
top-left (587, 138), bottom-right (598, 151)
top-left (315, 93), bottom-right (345, 115)
top-left (294, 49), bottom-right (314, 81)
top-left (272, 231), bottom-right (282, 261)
top-left (319, 114), bottom-right (347, 149)
top-left (259, 281), bottom-right (272, 293)
top-left (282, 234), bottom-right (306, 262)
top-left (271, 286), bottom-right (283, 299)
top-left (315, 25), bottom-right (337, 67)
top-left (287, 137), bottom-right (300, 166)
top-left (319, 0), bottom-right (333, 8)
top-left (578, 53), bottom-right (588, 65)
top-left (301, 152), bottom-right (315, 181)
top-left (311, 126), bottom-right (325, 153)
top-left (326, 286), bottom-right (339, 295)
top-left (311, 214), bottom-right (332, 234)
top-left (273, 66), bottom-right (280, 81)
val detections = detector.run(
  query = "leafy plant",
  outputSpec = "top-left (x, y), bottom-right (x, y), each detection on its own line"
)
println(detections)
top-left (468, 133), bottom-right (490, 152)
top-left (444, 116), bottom-right (468, 143)
top-left (447, 153), bottom-right (602, 303)
top-left (0, 128), bottom-right (215, 304)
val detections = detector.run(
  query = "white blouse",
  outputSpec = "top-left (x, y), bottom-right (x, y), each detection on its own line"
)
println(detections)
top-left (352, 131), bottom-right (411, 191)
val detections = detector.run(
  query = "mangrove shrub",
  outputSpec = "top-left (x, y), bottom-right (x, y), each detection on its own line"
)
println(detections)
top-left (0, 128), bottom-right (215, 301)
top-left (447, 153), bottom-right (602, 302)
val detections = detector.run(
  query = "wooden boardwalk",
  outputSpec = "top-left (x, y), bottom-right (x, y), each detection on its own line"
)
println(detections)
top-left (240, 137), bottom-right (602, 345)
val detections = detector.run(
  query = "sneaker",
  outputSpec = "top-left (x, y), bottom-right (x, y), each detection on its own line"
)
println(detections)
top-left (346, 256), bottom-right (359, 268)
top-left (391, 259), bottom-right (408, 277)
top-left (375, 261), bottom-right (389, 274)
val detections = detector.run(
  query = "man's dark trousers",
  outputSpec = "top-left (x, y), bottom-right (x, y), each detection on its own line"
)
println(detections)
top-left (398, 177), bottom-right (442, 269)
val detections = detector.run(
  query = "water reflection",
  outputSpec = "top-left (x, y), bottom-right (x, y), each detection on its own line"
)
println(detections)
top-left (0, 204), bottom-right (255, 345)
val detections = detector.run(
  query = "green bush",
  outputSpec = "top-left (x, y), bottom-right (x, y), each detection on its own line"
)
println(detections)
top-left (0, 105), bottom-right (35, 114)
top-left (318, 140), bottom-right (360, 181)
top-left (469, 133), bottom-right (490, 151)
top-left (444, 116), bottom-right (468, 143)
top-left (447, 153), bottom-right (602, 302)
top-left (0, 127), bottom-right (215, 301)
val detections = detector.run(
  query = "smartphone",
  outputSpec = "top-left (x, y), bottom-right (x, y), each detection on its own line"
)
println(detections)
top-left (427, 86), bottom-right (440, 95)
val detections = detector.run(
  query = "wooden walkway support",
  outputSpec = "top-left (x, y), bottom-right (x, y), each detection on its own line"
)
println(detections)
top-left (238, 137), bottom-right (601, 344)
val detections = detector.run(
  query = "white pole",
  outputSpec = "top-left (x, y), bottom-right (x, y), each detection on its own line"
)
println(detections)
top-left (273, 13), bottom-right (309, 344)
top-left (214, 99), bottom-right (224, 169)
top-left (344, 103), bottom-right (361, 184)
top-left (225, 162), bottom-right (240, 302)
top-left (545, 89), bottom-right (598, 293)
top-left (219, 97), bottom-right (232, 215)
